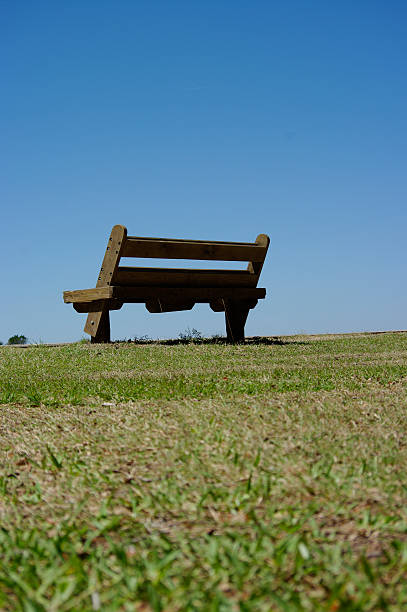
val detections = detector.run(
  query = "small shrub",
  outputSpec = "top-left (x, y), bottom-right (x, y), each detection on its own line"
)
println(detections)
top-left (178, 327), bottom-right (203, 342)
top-left (7, 334), bottom-right (28, 345)
top-left (133, 334), bottom-right (152, 343)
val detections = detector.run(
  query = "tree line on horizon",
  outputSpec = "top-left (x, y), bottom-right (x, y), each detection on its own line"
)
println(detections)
top-left (0, 334), bottom-right (28, 346)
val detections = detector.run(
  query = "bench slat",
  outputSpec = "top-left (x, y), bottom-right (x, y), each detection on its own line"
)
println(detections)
top-left (114, 267), bottom-right (257, 288)
top-left (64, 286), bottom-right (266, 304)
top-left (64, 287), bottom-right (113, 303)
top-left (123, 238), bottom-right (267, 262)
top-left (114, 286), bottom-right (266, 301)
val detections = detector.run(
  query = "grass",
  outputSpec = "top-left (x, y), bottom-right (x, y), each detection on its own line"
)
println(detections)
top-left (0, 332), bottom-right (407, 610)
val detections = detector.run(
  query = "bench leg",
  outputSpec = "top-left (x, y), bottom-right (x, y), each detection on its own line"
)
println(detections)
top-left (90, 309), bottom-right (111, 343)
top-left (224, 301), bottom-right (251, 343)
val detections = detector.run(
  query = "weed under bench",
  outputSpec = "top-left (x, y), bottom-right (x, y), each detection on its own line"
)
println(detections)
top-left (63, 225), bottom-right (270, 343)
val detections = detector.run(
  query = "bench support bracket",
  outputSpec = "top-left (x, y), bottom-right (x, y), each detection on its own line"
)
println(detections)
top-left (85, 225), bottom-right (127, 342)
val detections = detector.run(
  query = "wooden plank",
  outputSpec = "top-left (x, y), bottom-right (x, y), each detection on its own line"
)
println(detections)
top-left (247, 233), bottom-right (270, 279)
top-left (123, 238), bottom-right (266, 262)
top-left (111, 286), bottom-right (266, 301)
top-left (85, 225), bottom-right (127, 336)
top-left (64, 287), bottom-right (113, 303)
top-left (127, 235), bottom-right (256, 246)
top-left (97, 225), bottom-right (128, 286)
top-left (115, 267), bottom-right (257, 288)
top-left (64, 286), bottom-right (266, 303)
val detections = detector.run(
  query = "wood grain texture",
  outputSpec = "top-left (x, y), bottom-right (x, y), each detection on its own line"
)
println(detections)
top-left (64, 286), bottom-right (266, 303)
top-left (112, 286), bottom-right (266, 301)
top-left (98, 225), bottom-right (128, 286)
top-left (247, 234), bottom-right (270, 279)
top-left (123, 238), bottom-right (267, 262)
top-left (115, 267), bottom-right (257, 288)
top-left (85, 225), bottom-right (127, 337)
top-left (64, 287), bottom-right (113, 303)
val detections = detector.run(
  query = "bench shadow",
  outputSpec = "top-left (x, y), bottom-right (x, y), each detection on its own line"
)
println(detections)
top-left (123, 336), bottom-right (310, 347)
top-left (245, 336), bottom-right (310, 346)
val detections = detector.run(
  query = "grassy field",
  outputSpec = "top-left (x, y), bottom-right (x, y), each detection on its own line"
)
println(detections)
top-left (1, 332), bottom-right (407, 611)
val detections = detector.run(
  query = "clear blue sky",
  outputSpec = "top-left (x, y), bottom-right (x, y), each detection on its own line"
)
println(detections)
top-left (1, 1), bottom-right (406, 342)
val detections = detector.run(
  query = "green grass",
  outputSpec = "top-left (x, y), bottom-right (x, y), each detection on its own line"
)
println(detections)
top-left (1, 332), bottom-right (407, 610)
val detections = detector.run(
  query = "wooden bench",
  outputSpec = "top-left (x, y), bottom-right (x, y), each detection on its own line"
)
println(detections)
top-left (63, 225), bottom-right (270, 343)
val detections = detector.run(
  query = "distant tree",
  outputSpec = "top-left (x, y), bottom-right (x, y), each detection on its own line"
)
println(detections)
top-left (7, 334), bottom-right (28, 345)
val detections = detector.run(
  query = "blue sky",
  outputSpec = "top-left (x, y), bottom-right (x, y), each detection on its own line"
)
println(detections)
top-left (1, 1), bottom-right (406, 342)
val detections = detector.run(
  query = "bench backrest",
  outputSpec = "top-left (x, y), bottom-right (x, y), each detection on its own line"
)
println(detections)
top-left (95, 225), bottom-right (270, 290)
